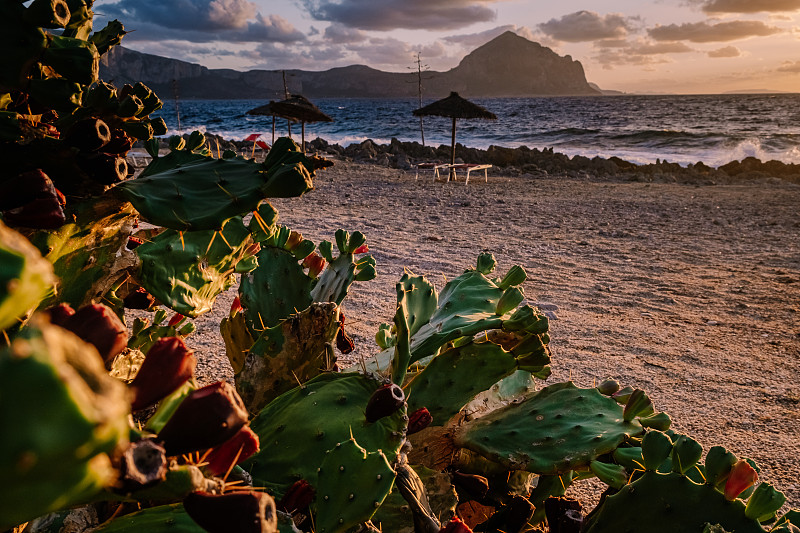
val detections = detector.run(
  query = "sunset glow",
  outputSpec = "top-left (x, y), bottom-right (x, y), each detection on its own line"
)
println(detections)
top-left (92, 0), bottom-right (800, 94)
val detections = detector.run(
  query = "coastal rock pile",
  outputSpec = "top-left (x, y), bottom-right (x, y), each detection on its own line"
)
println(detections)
top-left (156, 134), bottom-right (800, 185)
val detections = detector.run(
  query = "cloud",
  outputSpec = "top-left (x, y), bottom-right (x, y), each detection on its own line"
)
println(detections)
top-left (301, 0), bottom-right (503, 31)
top-left (777, 60), bottom-right (800, 71)
top-left (648, 20), bottom-right (782, 42)
top-left (538, 11), bottom-right (640, 42)
top-left (95, 0), bottom-right (305, 43)
top-left (593, 38), bottom-right (694, 68)
top-left (443, 25), bottom-right (536, 48)
top-left (707, 45), bottom-right (741, 57)
top-left (324, 23), bottom-right (368, 43)
top-left (699, 0), bottom-right (800, 13)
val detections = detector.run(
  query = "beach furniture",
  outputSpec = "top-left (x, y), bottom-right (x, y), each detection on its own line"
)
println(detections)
top-left (414, 162), bottom-right (450, 181)
top-left (246, 95), bottom-right (332, 151)
top-left (412, 92), bottom-right (497, 180)
top-left (447, 163), bottom-right (493, 184)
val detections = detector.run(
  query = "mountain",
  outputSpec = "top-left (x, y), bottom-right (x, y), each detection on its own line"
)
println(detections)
top-left (100, 31), bottom-right (600, 99)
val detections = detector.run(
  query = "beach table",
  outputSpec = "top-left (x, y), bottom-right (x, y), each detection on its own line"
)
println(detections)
top-left (414, 162), bottom-right (450, 181)
top-left (447, 163), bottom-right (492, 184)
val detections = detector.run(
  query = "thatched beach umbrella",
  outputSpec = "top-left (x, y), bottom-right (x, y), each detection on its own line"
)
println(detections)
top-left (246, 94), bottom-right (332, 151)
top-left (413, 92), bottom-right (497, 179)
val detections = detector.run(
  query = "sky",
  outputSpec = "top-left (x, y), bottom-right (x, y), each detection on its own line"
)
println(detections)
top-left (91, 0), bottom-right (800, 94)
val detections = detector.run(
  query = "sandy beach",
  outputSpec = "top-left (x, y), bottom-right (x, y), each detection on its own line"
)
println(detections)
top-left (188, 160), bottom-right (800, 508)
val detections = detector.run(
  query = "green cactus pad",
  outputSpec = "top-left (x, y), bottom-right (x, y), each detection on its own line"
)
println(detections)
top-left (405, 342), bottom-right (519, 426)
top-left (115, 137), bottom-right (314, 231)
top-left (234, 302), bottom-right (340, 414)
top-left (0, 318), bottom-right (129, 529)
top-left (310, 242), bottom-right (376, 305)
top-left (27, 197), bottom-right (136, 309)
top-left (0, 220), bottom-right (56, 330)
top-left (135, 216), bottom-right (255, 317)
top-left (243, 372), bottom-right (407, 496)
top-left (582, 470), bottom-right (768, 533)
top-left (92, 503), bottom-right (204, 532)
top-left (239, 245), bottom-right (313, 332)
top-left (453, 382), bottom-right (644, 474)
top-left (313, 438), bottom-right (396, 533)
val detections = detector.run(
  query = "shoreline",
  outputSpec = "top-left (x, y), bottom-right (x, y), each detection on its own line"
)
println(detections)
top-left (194, 132), bottom-right (800, 185)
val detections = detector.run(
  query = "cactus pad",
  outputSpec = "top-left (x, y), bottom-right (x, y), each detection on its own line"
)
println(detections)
top-left (583, 471), bottom-right (768, 533)
top-left (0, 318), bottom-right (129, 528)
top-left (115, 138), bottom-right (315, 231)
top-left (243, 372), bottom-right (407, 496)
top-left (135, 216), bottom-right (256, 317)
top-left (0, 220), bottom-right (55, 330)
top-left (234, 302), bottom-right (340, 413)
top-left (313, 438), bottom-right (395, 533)
top-left (453, 382), bottom-right (644, 474)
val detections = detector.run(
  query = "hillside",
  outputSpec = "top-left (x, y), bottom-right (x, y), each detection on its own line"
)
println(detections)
top-left (100, 31), bottom-right (600, 99)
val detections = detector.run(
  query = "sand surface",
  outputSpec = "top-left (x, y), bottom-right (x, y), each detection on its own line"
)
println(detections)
top-left (189, 161), bottom-right (800, 509)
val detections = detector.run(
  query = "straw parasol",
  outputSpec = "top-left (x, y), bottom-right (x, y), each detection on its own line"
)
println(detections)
top-left (413, 92), bottom-right (497, 179)
top-left (247, 94), bottom-right (333, 151)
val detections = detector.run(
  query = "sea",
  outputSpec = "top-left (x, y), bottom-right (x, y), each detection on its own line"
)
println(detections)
top-left (152, 94), bottom-right (800, 168)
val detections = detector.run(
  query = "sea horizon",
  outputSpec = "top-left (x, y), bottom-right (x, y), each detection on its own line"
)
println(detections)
top-left (152, 93), bottom-right (800, 168)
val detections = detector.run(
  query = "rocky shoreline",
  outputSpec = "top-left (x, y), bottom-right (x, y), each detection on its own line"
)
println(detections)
top-left (201, 133), bottom-right (800, 185)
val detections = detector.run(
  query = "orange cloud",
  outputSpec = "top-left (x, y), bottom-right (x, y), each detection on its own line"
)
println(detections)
top-left (701, 0), bottom-right (800, 13)
top-left (649, 20), bottom-right (782, 42)
top-left (708, 45), bottom-right (742, 56)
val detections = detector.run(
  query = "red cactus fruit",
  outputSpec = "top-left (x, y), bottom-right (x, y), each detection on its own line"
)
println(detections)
top-left (204, 426), bottom-right (260, 477)
top-left (452, 471), bottom-right (490, 501)
top-left (336, 313), bottom-right (355, 355)
top-left (353, 244), bottom-right (369, 254)
top-left (47, 303), bottom-right (75, 327)
top-left (62, 303), bottom-right (128, 368)
top-left (126, 236), bottom-right (144, 250)
top-left (724, 459), bottom-right (759, 500)
top-left (157, 381), bottom-right (249, 456)
top-left (183, 491), bottom-right (277, 533)
top-left (440, 517), bottom-right (473, 533)
top-left (408, 407), bottom-right (433, 435)
top-left (167, 313), bottom-right (185, 327)
top-left (230, 296), bottom-right (244, 316)
top-left (130, 337), bottom-right (196, 410)
top-left (123, 287), bottom-right (155, 310)
top-left (0, 169), bottom-right (59, 211)
top-left (3, 197), bottom-right (66, 229)
top-left (278, 479), bottom-right (315, 514)
top-left (79, 152), bottom-right (129, 185)
top-left (365, 383), bottom-right (405, 423)
top-left (302, 252), bottom-right (325, 278)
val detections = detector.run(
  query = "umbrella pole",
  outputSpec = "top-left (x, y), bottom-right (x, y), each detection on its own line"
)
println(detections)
top-left (287, 119), bottom-right (292, 139)
top-left (272, 116), bottom-right (275, 144)
top-left (302, 121), bottom-right (305, 152)
top-left (450, 117), bottom-right (457, 181)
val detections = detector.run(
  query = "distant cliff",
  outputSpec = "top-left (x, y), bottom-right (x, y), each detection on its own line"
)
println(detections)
top-left (100, 31), bottom-right (600, 99)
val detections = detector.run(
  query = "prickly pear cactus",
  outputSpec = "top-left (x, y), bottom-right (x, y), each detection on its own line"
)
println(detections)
top-left (0, 317), bottom-right (129, 529)
top-left (135, 216), bottom-right (257, 317)
top-left (0, 220), bottom-right (55, 330)
top-left (310, 229), bottom-right (376, 304)
top-left (313, 438), bottom-right (395, 533)
top-left (243, 372), bottom-right (407, 496)
top-left (115, 137), bottom-right (316, 231)
top-left (91, 503), bottom-right (204, 532)
top-left (25, 196), bottom-right (137, 308)
top-left (233, 302), bottom-right (340, 414)
top-left (584, 432), bottom-right (789, 533)
top-left (453, 382), bottom-right (646, 474)
top-left (361, 254), bottom-right (548, 381)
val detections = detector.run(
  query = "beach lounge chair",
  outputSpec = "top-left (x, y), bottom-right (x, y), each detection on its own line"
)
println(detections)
top-left (447, 163), bottom-right (493, 184)
top-left (414, 162), bottom-right (450, 181)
